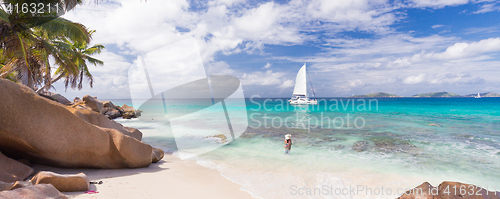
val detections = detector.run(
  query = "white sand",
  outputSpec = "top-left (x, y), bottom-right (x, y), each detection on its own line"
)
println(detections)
top-left (31, 155), bottom-right (255, 199)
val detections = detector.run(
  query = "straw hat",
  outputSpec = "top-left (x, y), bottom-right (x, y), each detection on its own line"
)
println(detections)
top-left (285, 134), bottom-right (291, 140)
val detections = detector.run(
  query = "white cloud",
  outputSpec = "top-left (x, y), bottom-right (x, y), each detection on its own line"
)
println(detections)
top-left (428, 73), bottom-right (470, 84)
top-left (474, 2), bottom-right (500, 13)
top-left (304, 0), bottom-right (399, 34)
top-left (49, 0), bottom-right (500, 98)
top-left (241, 70), bottom-right (288, 87)
top-left (432, 24), bottom-right (444, 29)
top-left (209, 0), bottom-right (246, 7)
top-left (410, 0), bottom-right (470, 8)
top-left (324, 34), bottom-right (458, 57)
top-left (207, 61), bottom-right (235, 75)
top-left (64, 0), bottom-right (195, 54)
top-left (387, 57), bottom-right (412, 68)
top-left (403, 74), bottom-right (426, 84)
top-left (410, 37), bottom-right (500, 61)
top-left (350, 79), bottom-right (365, 87)
top-left (52, 50), bottom-right (132, 99)
top-left (280, 79), bottom-right (294, 88)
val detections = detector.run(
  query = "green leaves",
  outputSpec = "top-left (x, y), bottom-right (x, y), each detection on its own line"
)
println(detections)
top-left (1, 0), bottom-right (103, 91)
top-left (38, 17), bottom-right (89, 43)
top-left (0, 9), bottom-right (10, 23)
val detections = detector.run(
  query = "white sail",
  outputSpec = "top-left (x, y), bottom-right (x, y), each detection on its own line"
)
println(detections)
top-left (293, 64), bottom-right (307, 97)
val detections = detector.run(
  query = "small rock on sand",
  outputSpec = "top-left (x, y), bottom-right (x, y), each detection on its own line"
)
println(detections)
top-left (31, 171), bottom-right (89, 192)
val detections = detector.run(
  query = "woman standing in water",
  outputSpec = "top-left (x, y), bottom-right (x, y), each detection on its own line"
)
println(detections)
top-left (284, 134), bottom-right (292, 154)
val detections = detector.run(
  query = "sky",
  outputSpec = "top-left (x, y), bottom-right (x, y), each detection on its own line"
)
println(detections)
top-left (51, 0), bottom-right (500, 99)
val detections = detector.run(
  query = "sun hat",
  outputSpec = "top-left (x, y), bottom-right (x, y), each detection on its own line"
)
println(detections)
top-left (285, 134), bottom-right (291, 140)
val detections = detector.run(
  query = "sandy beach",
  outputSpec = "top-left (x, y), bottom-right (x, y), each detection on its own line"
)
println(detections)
top-left (32, 154), bottom-right (255, 199)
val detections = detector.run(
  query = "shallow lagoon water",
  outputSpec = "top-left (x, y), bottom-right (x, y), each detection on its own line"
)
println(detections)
top-left (113, 98), bottom-right (500, 199)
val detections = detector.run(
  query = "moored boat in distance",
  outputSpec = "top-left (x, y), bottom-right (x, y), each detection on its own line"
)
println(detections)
top-left (289, 63), bottom-right (317, 105)
top-left (475, 92), bottom-right (481, 98)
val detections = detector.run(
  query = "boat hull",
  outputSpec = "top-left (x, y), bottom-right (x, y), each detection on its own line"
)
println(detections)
top-left (289, 100), bottom-right (317, 105)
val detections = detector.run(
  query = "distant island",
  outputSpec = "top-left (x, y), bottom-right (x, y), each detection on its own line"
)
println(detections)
top-left (352, 92), bottom-right (401, 98)
top-left (463, 92), bottom-right (500, 97)
top-left (349, 91), bottom-right (500, 98)
top-left (412, 92), bottom-right (461, 97)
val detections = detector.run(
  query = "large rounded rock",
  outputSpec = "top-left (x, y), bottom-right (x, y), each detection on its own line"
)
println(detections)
top-left (38, 90), bottom-right (72, 105)
top-left (152, 147), bottom-right (164, 163)
top-left (102, 107), bottom-right (122, 119)
top-left (99, 127), bottom-right (153, 168)
top-left (31, 171), bottom-right (89, 192)
top-left (73, 97), bottom-right (82, 103)
top-left (120, 104), bottom-right (135, 112)
top-left (0, 79), bottom-right (161, 168)
top-left (82, 95), bottom-right (103, 113)
top-left (123, 127), bottom-right (143, 141)
top-left (102, 101), bottom-right (117, 109)
top-left (66, 106), bottom-right (142, 141)
top-left (397, 182), bottom-right (434, 199)
top-left (0, 181), bottom-right (28, 191)
top-left (0, 184), bottom-right (67, 199)
top-left (0, 152), bottom-right (34, 183)
top-left (398, 181), bottom-right (500, 199)
top-left (120, 104), bottom-right (141, 118)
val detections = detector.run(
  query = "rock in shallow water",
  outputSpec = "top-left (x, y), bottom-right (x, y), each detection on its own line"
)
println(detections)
top-left (352, 141), bottom-right (369, 152)
top-left (102, 107), bottom-right (122, 119)
top-left (428, 123), bottom-right (442, 127)
top-left (120, 104), bottom-right (141, 119)
top-left (370, 137), bottom-right (417, 153)
top-left (206, 134), bottom-right (228, 143)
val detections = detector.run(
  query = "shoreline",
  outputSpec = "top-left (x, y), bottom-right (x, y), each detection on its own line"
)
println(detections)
top-left (31, 154), bottom-right (255, 199)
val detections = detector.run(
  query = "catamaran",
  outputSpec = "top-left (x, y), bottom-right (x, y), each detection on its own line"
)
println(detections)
top-left (289, 63), bottom-right (317, 105)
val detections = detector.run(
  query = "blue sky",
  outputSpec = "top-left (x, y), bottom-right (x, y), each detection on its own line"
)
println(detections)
top-left (52, 0), bottom-right (500, 99)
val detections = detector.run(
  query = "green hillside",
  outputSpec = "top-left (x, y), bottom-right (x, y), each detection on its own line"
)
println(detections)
top-left (412, 92), bottom-right (460, 97)
top-left (352, 92), bottom-right (401, 98)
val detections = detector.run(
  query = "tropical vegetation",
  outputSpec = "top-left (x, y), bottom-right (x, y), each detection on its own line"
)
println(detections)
top-left (0, 0), bottom-right (104, 91)
top-left (412, 92), bottom-right (461, 97)
top-left (352, 92), bottom-right (401, 98)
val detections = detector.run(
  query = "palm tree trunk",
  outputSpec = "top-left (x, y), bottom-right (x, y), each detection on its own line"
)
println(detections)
top-left (36, 73), bottom-right (65, 93)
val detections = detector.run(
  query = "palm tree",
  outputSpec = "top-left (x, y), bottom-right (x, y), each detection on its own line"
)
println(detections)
top-left (0, 0), bottom-right (94, 90)
top-left (36, 32), bottom-right (105, 92)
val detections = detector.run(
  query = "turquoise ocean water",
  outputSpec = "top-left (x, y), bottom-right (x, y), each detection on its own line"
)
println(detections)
top-left (111, 98), bottom-right (500, 199)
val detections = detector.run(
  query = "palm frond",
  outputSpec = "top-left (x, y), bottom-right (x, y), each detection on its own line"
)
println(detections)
top-left (0, 9), bottom-right (10, 23)
top-left (83, 44), bottom-right (104, 55)
top-left (37, 17), bottom-right (90, 43)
